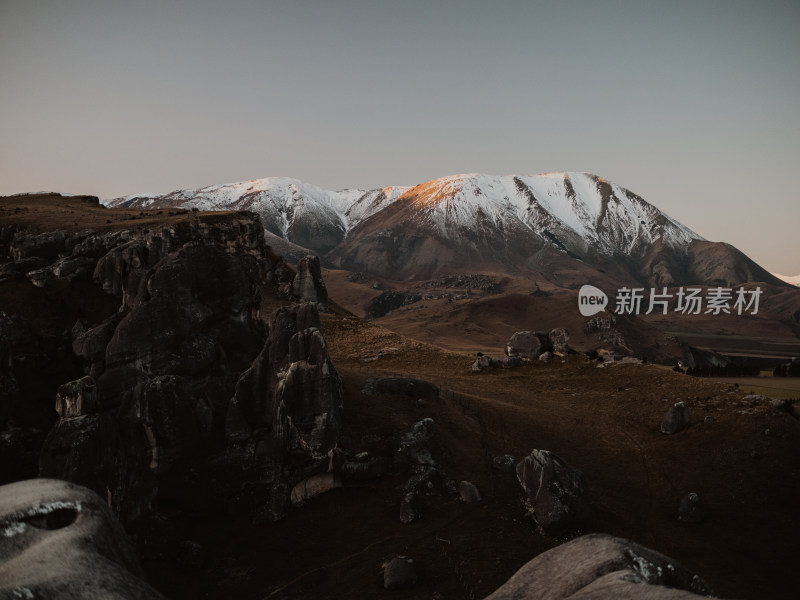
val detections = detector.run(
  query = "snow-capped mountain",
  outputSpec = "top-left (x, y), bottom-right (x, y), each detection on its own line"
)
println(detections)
top-left (772, 273), bottom-right (800, 287)
top-left (110, 177), bottom-right (410, 254)
top-left (108, 172), bottom-right (697, 255)
top-left (108, 172), bottom-right (784, 286)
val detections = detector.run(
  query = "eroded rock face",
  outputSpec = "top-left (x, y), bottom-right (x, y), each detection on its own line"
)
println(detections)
top-left (224, 302), bottom-right (344, 519)
top-left (0, 479), bottom-right (165, 600)
top-left (55, 376), bottom-right (98, 419)
top-left (516, 449), bottom-right (589, 535)
top-left (291, 255), bottom-right (328, 306)
top-left (484, 533), bottom-right (716, 600)
top-left (31, 215), bottom-right (292, 526)
top-left (39, 413), bottom-right (156, 525)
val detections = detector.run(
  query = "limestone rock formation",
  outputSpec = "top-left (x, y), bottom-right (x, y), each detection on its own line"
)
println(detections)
top-left (516, 449), bottom-right (590, 535)
top-left (224, 302), bottom-right (344, 518)
top-left (291, 255), bottom-right (328, 306)
top-left (506, 331), bottom-right (552, 359)
top-left (484, 534), bottom-right (717, 600)
top-left (0, 479), bottom-right (165, 600)
top-left (55, 376), bottom-right (98, 419)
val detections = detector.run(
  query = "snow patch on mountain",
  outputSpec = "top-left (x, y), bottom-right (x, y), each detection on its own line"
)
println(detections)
top-left (397, 172), bottom-right (702, 255)
top-left (771, 273), bottom-right (800, 287)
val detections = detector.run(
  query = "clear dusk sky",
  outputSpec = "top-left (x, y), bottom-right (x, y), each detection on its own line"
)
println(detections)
top-left (1, 0), bottom-right (798, 274)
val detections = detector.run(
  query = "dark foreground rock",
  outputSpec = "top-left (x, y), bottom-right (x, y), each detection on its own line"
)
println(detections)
top-left (516, 449), bottom-right (589, 535)
top-left (484, 533), bottom-right (717, 599)
top-left (383, 556), bottom-right (418, 590)
top-left (0, 478), bottom-right (165, 600)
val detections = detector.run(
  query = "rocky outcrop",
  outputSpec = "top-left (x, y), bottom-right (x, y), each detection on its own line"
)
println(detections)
top-left (484, 534), bottom-right (716, 600)
top-left (516, 450), bottom-right (590, 535)
top-left (55, 376), bottom-right (98, 418)
top-left (0, 478), bottom-right (165, 600)
top-left (366, 290), bottom-right (422, 318)
top-left (291, 255), bottom-right (328, 306)
top-left (223, 302), bottom-right (344, 519)
top-left (548, 328), bottom-right (570, 354)
top-left (8, 213), bottom-right (338, 531)
top-left (506, 331), bottom-right (552, 359)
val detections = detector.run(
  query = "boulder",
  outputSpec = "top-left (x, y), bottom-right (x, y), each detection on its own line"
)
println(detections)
top-left (549, 328), bottom-right (570, 354)
top-left (291, 255), bottom-right (328, 306)
top-left (458, 480), bottom-right (481, 503)
top-left (661, 402), bottom-right (690, 434)
top-left (394, 418), bottom-right (436, 468)
top-left (483, 533), bottom-right (716, 600)
top-left (472, 355), bottom-right (491, 371)
top-left (399, 492), bottom-right (420, 524)
top-left (516, 450), bottom-right (589, 535)
top-left (492, 454), bottom-right (516, 473)
top-left (290, 473), bottom-right (342, 505)
top-left (0, 479), bottom-right (166, 599)
top-left (383, 556), bottom-right (417, 590)
top-left (506, 331), bottom-right (552, 359)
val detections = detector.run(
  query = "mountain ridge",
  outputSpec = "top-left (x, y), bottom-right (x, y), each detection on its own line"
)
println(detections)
top-left (107, 172), bottom-right (785, 288)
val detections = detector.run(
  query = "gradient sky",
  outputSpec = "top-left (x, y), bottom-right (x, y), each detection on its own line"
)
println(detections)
top-left (1, 0), bottom-right (798, 274)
